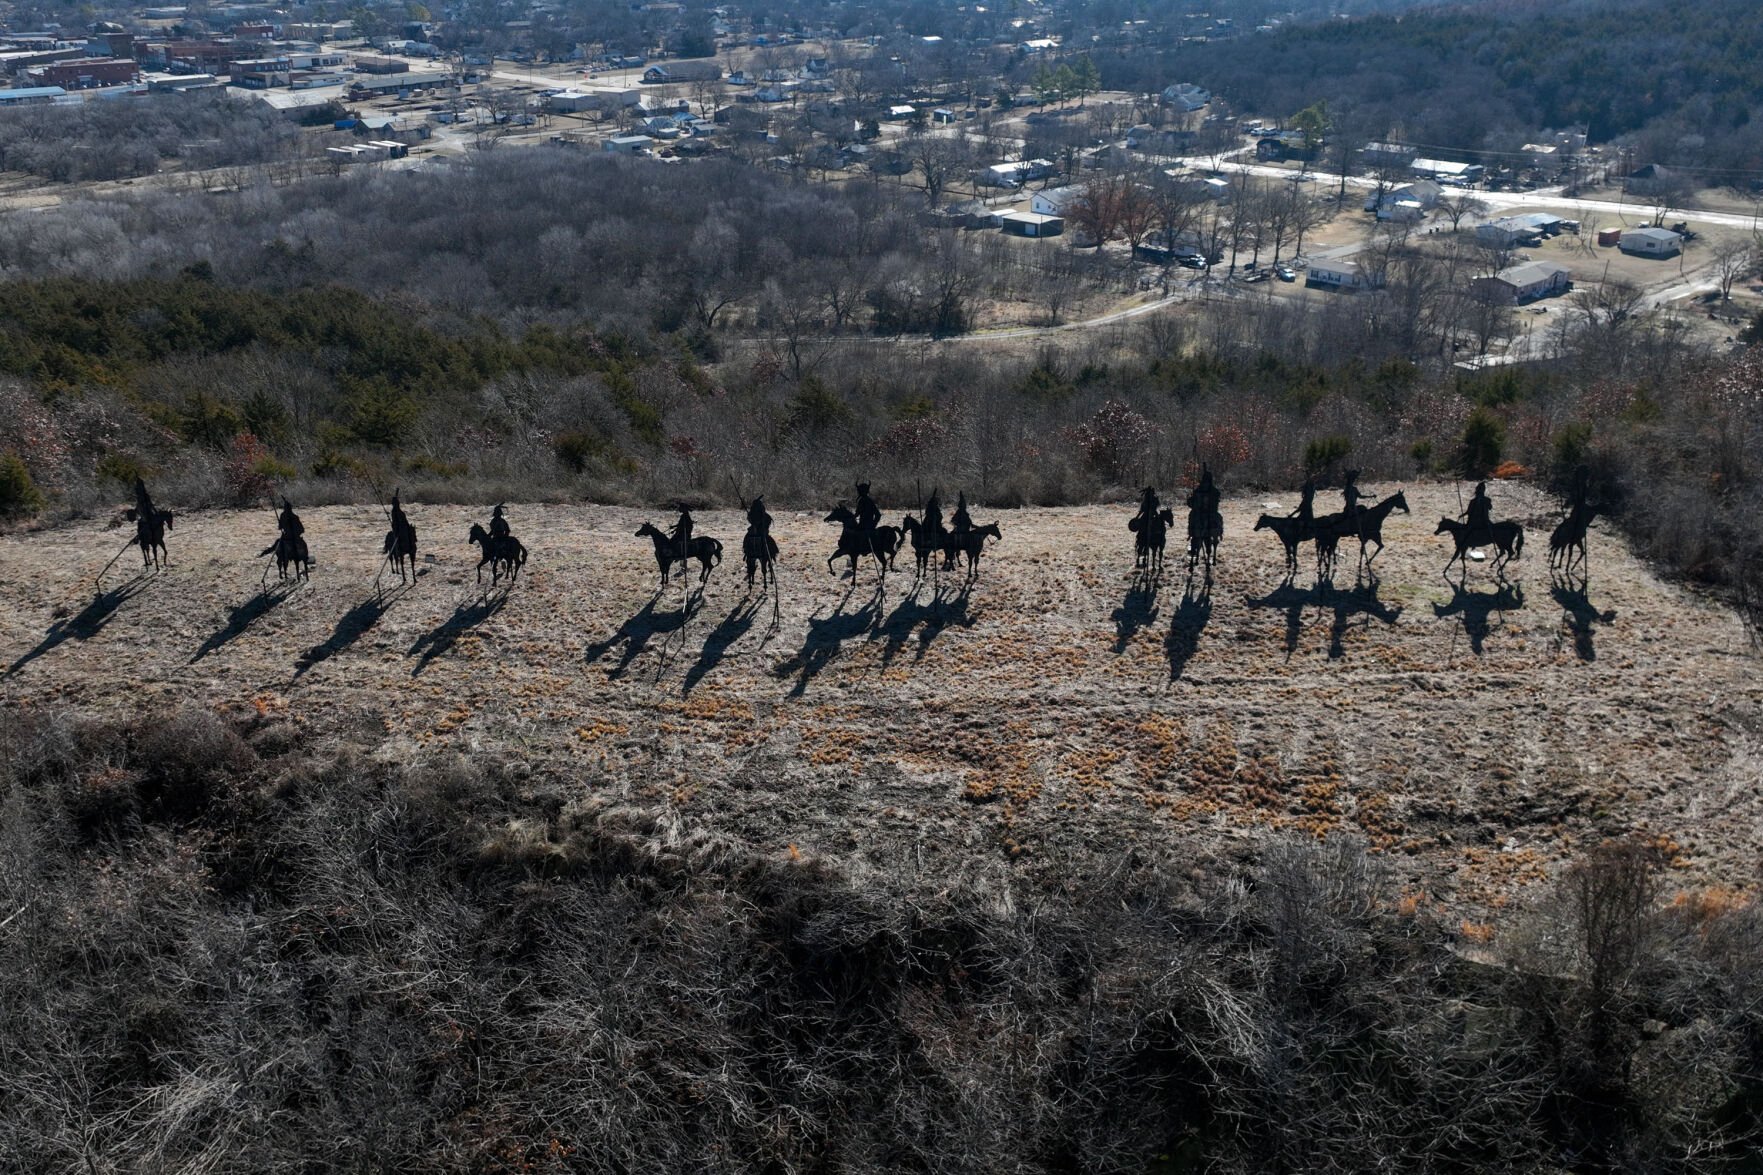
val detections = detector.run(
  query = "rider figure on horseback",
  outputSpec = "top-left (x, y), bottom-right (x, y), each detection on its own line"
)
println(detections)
top-left (924, 488), bottom-right (944, 538)
top-left (1133, 486), bottom-right (1161, 532)
top-left (855, 481), bottom-right (881, 554)
top-left (671, 506), bottom-right (695, 563)
top-left (277, 497), bottom-right (304, 540)
top-left (1341, 469), bottom-right (1365, 537)
top-left (1188, 466), bottom-right (1218, 528)
top-left (1290, 476), bottom-right (1316, 527)
top-left (747, 495), bottom-right (772, 540)
top-left (1462, 481), bottom-right (1493, 545)
top-left (131, 476), bottom-right (155, 523)
top-left (952, 492), bottom-right (973, 539)
top-left (390, 490), bottom-right (414, 547)
top-left (490, 504), bottom-right (511, 541)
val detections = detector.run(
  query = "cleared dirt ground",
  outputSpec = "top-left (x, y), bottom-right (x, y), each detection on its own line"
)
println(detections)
top-left (3, 483), bottom-right (1759, 912)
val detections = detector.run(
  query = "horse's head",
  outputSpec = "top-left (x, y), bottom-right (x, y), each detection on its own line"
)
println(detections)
top-left (468, 523), bottom-right (488, 545)
top-left (824, 504), bottom-right (854, 525)
top-left (1433, 517), bottom-right (1453, 535)
top-left (900, 513), bottom-right (918, 532)
top-left (1390, 490), bottom-right (1409, 514)
top-left (1158, 508), bottom-right (1174, 525)
top-left (1253, 514), bottom-right (1272, 531)
top-left (635, 522), bottom-right (661, 540)
top-left (160, 511), bottom-right (174, 531)
top-left (979, 522), bottom-right (1001, 542)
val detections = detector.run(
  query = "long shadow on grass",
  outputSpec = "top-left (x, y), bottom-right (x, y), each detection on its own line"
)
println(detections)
top-left (774, 583), bottom-right (882, 697)
top-left (1166, 579), bottom-right (1212, 681)
top-left (876, 578), bottom-right (973, 667)
top-left (191, 581), bottom-right (297, 664)
top-left (586, 590), bottom-right (701, 681)
top-left (681, 595), bottom-right (761, 695)
top-left (292, 588), bottom-right (406, 679)
top-left (5, 575), bottom-right (150, 680)
top-left (1246, 576), bottom-right (1402, 660)
top-left (409, 588), bottom-right (510, 676)
top-left (1551, 574), bottom-right (1614, 662)
top-left (1111, 572), bottom-right (1161, 654)
top-left (1432, 576), bottom-right (1524, 655)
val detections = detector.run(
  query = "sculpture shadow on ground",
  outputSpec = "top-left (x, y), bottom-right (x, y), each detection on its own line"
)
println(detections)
top-left (774, 583), bottom-right (883, 697)
top-left (682, 594), bottom-right (764, 695)
top-left (875, 578), bottom-right (973, 667)
top-left (1245, 575), bottom-right (1403, 660)
top-left (1432, 575), bottom-right (1525, 655)
top-left (408, 587), bottom-right (512, 676)
top-left (294, 586), bottom-right (408, 679)
top-left (1551, 573), bottom-right (1615, 662)
top-left (1111, 572), bottom-right (1161, 654)
top-left (585, 589), bottom-right (702, 681)
top-left (1166, 579), bottom-right (1212, 681)
top-left (5, 575), bottom-right (150, 679)
top-left (191, 581), bottom-right (297, 664)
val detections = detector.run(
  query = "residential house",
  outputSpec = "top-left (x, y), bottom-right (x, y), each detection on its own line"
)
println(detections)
top-left (1624, 163), bottom-right (1675, 196)
top-left (1030, 185), bottom-right (1086, 217)
top-left (1306, 259), bottom-right (1380, 291)
top-left (1255, 131), bottom-right (1316, 162)
top-left (642, 61), bottom-right (721, 84)
top-left (1476, 216), bottom-right (1543, 249)
top-left (1471, 260), bottom-right (1572, 304)
top-left (1161, 82), bottom-right (1209, 110)
top-left (1618, 226), bottom-right (1682, 257)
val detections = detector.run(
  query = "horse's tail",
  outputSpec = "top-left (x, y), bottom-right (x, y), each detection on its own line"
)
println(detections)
top-left (517, 541), bottom-right (529, 566)
top-left (710, 539), bottom-right (723, 566)
top-left (1512, 526), bottom-right (1524, 558)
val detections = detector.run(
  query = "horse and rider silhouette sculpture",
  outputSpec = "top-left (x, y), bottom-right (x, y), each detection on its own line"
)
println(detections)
top-left (637, 506), bottom-right (721, 587)
top-left (125, 478), bottom-right (174, 571)
top-left (1252, 471), bottom-right (1411, 581)
top-left (470, 504), bottom-right (528, 586)
top-left (382, 490), bottom-right (419, 584)
top-left (260, 496), bottom-right (311, 582)
top-left (896, 487), bottom-right (1000, 581)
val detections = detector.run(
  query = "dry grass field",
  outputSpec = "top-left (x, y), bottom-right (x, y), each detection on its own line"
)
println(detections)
top-left (3, 482), bottom-right (1758, 912)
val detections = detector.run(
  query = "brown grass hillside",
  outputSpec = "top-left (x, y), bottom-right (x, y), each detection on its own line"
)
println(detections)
top-left (3, 483), bottom-right (1757, 911)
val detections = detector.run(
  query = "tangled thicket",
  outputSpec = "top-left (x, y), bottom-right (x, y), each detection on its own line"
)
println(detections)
top-left (1, 707), bottom-right (1760, 1172)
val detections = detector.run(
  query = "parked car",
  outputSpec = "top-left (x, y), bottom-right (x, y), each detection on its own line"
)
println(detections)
top-left (1276, 265), bottom-right (1296, 281)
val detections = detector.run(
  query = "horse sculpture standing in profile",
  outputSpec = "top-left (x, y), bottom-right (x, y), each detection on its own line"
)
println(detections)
top-left (470, 521), bottom-right (528, 586)
top-left (1435, 516), bottom-right (1524, 577)
top-left (824, 502), bottom-right (900, 582)
top-left (637, 521), bottom-right (720, 586)
top-left (1549, 498), bottom-right (1599, 579)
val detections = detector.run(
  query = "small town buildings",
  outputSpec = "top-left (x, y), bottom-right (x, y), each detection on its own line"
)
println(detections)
top-left (605, 134), bottom-right (655, 154)
top-left (1161, 82), bottom-right (1209, 110)
top-left (0, 85), bottom-right (67, 106)
top-left (1618, 226), bottom-right (1682, 258)
top-left (1306, 259), bottom-right (1379, 290)
top-left (1410, 157), bottom-right (1483, 184)
top-left (147, 73), bottom-right (218, 91)
top-left (1472, 260), bottom-right (1572, 303)
top-left (28, 57), bottom-right (137, 88)
top-left (999, 210), bottom-right (1063, 237)
top-left (1030, 185), bottom-right (1086, 217)
top-left (1361, 141), bottom-right (1416, 171)
top-left (642, 61), bottom-right (721, 84)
